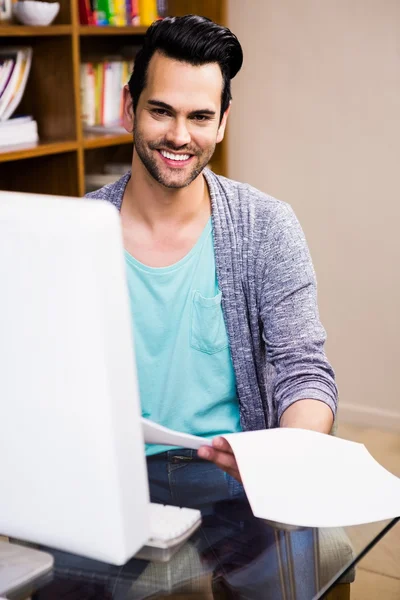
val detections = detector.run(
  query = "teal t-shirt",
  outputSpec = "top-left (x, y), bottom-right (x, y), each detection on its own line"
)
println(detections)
top-left (124, 218), bottom-right (241, 456)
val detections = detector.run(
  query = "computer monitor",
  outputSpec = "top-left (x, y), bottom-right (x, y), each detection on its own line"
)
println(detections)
top-left (0, 190), bottom-right (150, 565)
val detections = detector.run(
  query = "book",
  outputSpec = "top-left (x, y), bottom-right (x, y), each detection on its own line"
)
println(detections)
top-left (129, 0), bottom-right (140, 25)
top-left (104, 161), bottom-right (131, 174)
top-left (0, 58), bottom-right (15, 99)
top-left (0, 47), bottom-right (33, 122)
top-left (102, 61), bottom-right (121, 125)
top-left (124, 0), bottom-right (131, 24)
top-left (94, 62), bottom-right (104, 124)
top-left (89, 0), bottom-right (99, 24)
top-left (139, 0), bottom-right (158, 26)
top-left (114, 0), bottom-right (126, 25)
top-left (80, 63), bottom-right (96, 126)
top-left (156, 0), bottom-right (167, 18)
top-left (79, 0), bottom-right (158, 26)
top-left (78, 0), bottom-right (94, 25)
top-left (85, 172), bottom-right (123, 193)
top-left (0, 115), bottom-right (32, 126)
top-left (80, 57), bottom-right (134, 129)
top-left (83, 124), bottom-right (127, 133)
top-left (0, 116), bottom-right (38, 147)
top-left (96, 0), bottom-right (115, 24)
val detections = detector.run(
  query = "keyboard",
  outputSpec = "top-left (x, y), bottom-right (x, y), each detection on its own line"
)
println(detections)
top-left (135, 503), bottom-right (202, 562)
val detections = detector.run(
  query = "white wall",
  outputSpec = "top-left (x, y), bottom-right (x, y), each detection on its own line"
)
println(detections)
top-left (227, 0), bottom-right (400, 430)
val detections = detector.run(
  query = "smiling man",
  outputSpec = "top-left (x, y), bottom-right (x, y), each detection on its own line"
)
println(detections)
top-left (86, 15), bottom-right (337, 506)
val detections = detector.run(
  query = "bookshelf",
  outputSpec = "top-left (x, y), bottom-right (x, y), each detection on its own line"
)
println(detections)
top-left (0, 0), bottom-right (227, 197)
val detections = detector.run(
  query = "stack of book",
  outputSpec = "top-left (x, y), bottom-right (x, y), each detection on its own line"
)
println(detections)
top-left (0, 116), bottom-right (38, 148)
top-left (79, 0), bottom-right (167, 27)
top-left (0, 47), bottom-right (38, 148)
top-left (80, 58), bottom-right (134, 132)
top-left (85, 161), bottom-right (131, 192)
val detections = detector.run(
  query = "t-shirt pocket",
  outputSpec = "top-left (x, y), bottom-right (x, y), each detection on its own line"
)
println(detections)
top-left (190, 290), bottom-right (229, 354)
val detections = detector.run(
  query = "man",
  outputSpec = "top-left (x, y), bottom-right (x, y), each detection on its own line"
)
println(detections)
top-left (87, 14), bottom-right (337, 502)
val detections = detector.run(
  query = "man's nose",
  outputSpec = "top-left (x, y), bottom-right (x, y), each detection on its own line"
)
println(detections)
top-left (165, 118), bottom-right (191, 148)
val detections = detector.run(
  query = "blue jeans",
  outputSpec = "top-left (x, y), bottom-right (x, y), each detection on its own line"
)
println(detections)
top-left (33, 449), bottom-right (318, 599)
top-left (147, 447), bottom-right (245, 509)
top-left (147, 449), bottom-right (318, 599)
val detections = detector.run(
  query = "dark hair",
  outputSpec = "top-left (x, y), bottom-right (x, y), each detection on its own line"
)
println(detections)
top-left (128, 14), bottom-right (243, 122)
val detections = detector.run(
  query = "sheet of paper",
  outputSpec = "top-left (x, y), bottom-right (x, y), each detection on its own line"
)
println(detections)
top-left (141, 418), bottom-right (211, 451)
top-left (142, 419), bottom-right (400, 527)
top-left (223, 428), bottom-right (400, 528)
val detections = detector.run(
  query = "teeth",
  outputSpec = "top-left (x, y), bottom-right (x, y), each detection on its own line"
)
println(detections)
top-left (160, 150), bottom-right (190, 161)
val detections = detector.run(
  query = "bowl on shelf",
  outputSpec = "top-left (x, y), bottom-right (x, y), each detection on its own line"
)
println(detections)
top-left (13, 1), bottom-right (60, 26)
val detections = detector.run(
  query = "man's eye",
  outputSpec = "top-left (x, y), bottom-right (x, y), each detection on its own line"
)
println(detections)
top-left (153, 109), bottom-right (170, 116)
top-left (193, 115), bottom-right (210, 122)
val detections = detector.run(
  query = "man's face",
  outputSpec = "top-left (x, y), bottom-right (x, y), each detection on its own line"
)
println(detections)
top-left (123, 52), bottom-right (229, 189)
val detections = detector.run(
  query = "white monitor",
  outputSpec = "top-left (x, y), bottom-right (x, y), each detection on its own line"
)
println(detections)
top-left (0, 190), bottom-right (150, 565)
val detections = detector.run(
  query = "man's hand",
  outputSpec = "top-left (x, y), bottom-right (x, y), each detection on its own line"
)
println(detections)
top-left (197, 437), bottom-right (242, 483)
top-left (197, 399), bottom-right (333, 483)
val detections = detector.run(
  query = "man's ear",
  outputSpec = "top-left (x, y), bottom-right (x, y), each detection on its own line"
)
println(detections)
top-left (216, 102), bottom-right (231, 144)
top-left (122, 85), bottom-right (134, 133)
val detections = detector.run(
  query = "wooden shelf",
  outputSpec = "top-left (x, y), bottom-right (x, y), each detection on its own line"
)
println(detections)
top-left (0, 25), bottom-right (73, 37)
top-left (83, 133), bottom-right (133, 149)
top-left (79, 26), bottom-right (148, 36)
top-left (0, 140), bottom-right (78, 163)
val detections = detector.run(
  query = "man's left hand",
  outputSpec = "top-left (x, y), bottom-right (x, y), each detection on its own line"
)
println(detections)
top-left (197, 437), bottom-right (242, 483)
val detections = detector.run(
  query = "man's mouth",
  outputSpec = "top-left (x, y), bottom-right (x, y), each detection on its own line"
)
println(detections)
top-left (158, 149), bottom-right (193, 166)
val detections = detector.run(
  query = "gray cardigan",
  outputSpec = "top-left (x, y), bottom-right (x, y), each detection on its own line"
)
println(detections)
top-left (86, 168), bottom-right (338, 431)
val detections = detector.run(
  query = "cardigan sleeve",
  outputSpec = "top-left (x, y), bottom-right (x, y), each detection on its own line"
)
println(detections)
top-left (258, 202), bottom-right (338, 424)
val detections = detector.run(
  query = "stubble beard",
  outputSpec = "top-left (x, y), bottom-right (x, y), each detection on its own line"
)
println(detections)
top-left (133, 123), bottom-right (216, 189)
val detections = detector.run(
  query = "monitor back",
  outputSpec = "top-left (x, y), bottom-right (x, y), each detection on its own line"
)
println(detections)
top-left (0, 191), bottom-right (150, 565)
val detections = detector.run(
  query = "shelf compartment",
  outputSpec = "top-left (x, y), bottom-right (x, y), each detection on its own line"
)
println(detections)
top-left (13, 36), bottom-right (78, 142)
top-left (84, 144), bottom-right (132, 194)
top-left (0, 151), bottom-right (80, 196)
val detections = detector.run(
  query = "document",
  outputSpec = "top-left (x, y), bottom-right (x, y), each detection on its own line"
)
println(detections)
top-left (141, 418), bottom-right (212, 450)
top-left (142, 418), bottom-right (400, 528)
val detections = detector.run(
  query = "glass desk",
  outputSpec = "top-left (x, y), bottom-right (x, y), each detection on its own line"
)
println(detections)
top-left (6, 499), bottom-right (399, 600)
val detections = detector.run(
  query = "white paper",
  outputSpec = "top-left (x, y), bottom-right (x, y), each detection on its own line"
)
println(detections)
top-left (224, 428), bottom-right (400, 528)
top-left (142, 419), bottom-right (400, 528)
top-left (141, 418), bottom-right (211, 451)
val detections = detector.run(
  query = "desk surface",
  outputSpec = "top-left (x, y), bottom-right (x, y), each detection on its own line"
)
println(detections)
top-left (7, 499), bottom-right (399, 600)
